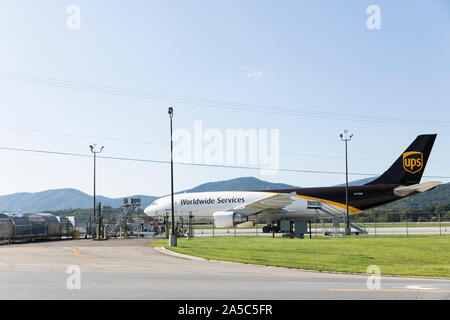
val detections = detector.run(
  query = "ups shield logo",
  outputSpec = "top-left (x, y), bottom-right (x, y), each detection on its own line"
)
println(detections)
top-left (403, 151), bottom-right (423, 174)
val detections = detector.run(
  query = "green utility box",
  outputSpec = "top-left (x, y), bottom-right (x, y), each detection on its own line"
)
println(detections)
top-left (294, 221), bottom-right (307, 234)
top-left (294, 221), bottom-right (307, 239)
top-left (280, 221), bottom-right (308, 239)
top-left (280, 220), bottom-right (291, 233)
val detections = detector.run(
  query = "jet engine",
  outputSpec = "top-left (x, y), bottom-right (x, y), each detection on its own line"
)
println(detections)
top-left (213, 211), bottom-right (248, 228)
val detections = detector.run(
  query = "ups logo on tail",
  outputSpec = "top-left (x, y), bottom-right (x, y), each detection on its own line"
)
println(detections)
top-left (403, 151), bottom-right (423, 174)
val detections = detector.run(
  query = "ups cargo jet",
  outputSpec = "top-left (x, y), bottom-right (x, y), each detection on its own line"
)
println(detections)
top-left (144, 134), bottom-right (440, 232)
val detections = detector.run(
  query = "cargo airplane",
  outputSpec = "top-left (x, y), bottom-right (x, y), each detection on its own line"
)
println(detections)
top-left (144, 134), bottom-right (440, 232)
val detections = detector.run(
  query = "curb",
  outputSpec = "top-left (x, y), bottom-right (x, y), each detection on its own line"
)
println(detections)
top-left (153, 246), bottom-right (206, 261)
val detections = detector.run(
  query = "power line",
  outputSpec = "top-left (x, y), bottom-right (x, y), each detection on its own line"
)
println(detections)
top-left (0, 125), bottom-right (167, 147)
top-left (0, 125), bottom-right (449, 164)
top-left (1, 70), bottom-right (450, 127)
top-left (0, 145), bottom-right (449, 179)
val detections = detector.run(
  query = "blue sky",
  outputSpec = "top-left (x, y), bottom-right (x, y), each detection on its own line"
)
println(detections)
top-left (0, 0), bottom-right (449, 197)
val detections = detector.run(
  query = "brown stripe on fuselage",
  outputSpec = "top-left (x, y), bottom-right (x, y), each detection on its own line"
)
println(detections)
top-left (253, 184), bottom-right (400, 212)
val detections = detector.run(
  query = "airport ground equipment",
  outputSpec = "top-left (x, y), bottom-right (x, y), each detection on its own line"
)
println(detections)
top-left (294, 221), bottom-right (308, 238)
top-left (279, 220), bottom-right (308, 238)
top-left (280, 220), bottom-right (291, 233)
top-left (0, 212), bottom-right (75, 243)
top-left (306, 200), bottom-right (367, 235)
top-left (105, 198), bottom-right (141, 237)
top-left (263, 219), bottom-right (309, 237)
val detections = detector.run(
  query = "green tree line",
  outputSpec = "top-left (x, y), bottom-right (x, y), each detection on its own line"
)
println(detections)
top-left (354, 203), bottom-right (450, 223)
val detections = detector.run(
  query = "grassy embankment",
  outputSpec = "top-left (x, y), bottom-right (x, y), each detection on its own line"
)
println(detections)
top-left (151, 235), bottom-right (450, 278)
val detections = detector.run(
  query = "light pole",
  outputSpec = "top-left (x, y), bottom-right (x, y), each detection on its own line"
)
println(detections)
top-left (168, 107), bottom-right (177, 247)
top-left (340, 131), bottom-right (353, 236)
top-left (89, 144), bottom-right (104, 238)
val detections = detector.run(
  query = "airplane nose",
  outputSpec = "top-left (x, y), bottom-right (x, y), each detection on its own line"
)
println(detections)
top-left (144, 205), bottom-right (152, 215)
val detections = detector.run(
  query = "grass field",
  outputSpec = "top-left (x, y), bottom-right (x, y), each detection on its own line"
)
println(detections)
top-left (151, 235), bottom-right (450, 278)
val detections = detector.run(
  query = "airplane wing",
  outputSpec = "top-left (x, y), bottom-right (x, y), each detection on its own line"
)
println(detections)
top-left (230, 192), bottom-right (296, 216)
top-left (393, 181), bottom-right (441, 197)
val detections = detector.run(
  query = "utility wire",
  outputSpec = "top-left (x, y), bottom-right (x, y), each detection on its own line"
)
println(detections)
top-left (0, 145), bottom-right (449, 179)
top-left (1, 70), bottom-right (449, 127)
top-left (0, 71), bottom-right (448, 173)
top-left (0, 125), bottom-right (449, 164)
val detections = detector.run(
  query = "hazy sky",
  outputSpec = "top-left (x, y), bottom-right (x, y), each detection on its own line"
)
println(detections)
top-left (0, 0), bottom-right (449, 197)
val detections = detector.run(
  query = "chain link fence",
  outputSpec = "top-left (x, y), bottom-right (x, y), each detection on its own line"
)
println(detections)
top-left (151, 213), bottom-right (450, 239)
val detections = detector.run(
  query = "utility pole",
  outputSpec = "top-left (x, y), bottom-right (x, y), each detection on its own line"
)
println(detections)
top-left (340, 131), bottom-right (353, 236)
top-left (439, 212), bottom-right (441, 236)
top-left (89, 144), bottom-right (104, 238)
top-left (168, 107), bottom-right (177, 247)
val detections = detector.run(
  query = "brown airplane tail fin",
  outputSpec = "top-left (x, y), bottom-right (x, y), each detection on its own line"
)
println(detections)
top-left (366, 134), bottom-right (437, 186)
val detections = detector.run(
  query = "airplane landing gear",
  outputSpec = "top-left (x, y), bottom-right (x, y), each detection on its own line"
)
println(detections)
top-left (262, 224), bottom-right (280, 233)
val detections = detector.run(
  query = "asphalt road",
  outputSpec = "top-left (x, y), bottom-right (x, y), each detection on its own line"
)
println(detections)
top-left (0, 238), bottom-right (449, 300)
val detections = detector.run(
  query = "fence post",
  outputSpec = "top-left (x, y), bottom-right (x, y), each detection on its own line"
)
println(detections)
top-left (188, 212), bottom-right (193, 239)
top-left (309, 220), bottom-right (312, 239)
top-left (439, 212), bottom-right (441, 236)
top-left (405, 212), bottom-right (408, 238)
top-left (315, 210), bottom-right (318, 238)
top-left (180, 217), bottom-right (183, 237)
top-left (374, 212), bottom-right (376, 238)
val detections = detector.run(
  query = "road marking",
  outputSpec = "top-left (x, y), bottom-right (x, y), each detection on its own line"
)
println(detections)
top-left (404, 285), bottom-right (438, 290)
top-left (329, 289), bottom-right (450, 293)
top-left (1, 263), bottom-right (102, 268)
top-left (72, 246), bottom-right (111, 266)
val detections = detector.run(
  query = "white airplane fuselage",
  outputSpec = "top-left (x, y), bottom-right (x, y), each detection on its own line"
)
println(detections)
top-left (144, 191), bottom-right (343, 224)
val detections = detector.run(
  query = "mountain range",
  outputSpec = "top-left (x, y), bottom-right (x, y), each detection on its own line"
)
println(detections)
top-left (0, 177), bottom-right (297, 213)
top-left (0, 177), bottom-right (447, 213)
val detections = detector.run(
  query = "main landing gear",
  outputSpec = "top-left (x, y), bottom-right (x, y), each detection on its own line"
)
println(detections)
top-left (262, 224), bottom-right (280, 233)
